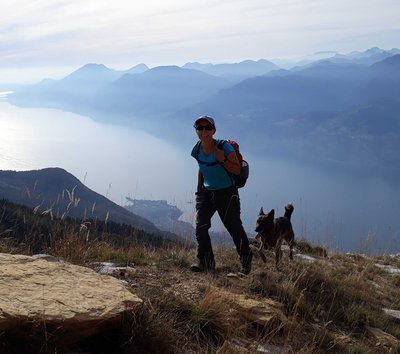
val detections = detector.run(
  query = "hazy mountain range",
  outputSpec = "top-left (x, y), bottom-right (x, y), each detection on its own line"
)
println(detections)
top-left (8, 47), bottom-right (400, 180)
top-left (182, 59), bottom-right (279, 82)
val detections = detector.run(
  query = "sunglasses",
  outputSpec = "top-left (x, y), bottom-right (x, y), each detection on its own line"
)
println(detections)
top-left (196, 125), bottom-right (214, 131)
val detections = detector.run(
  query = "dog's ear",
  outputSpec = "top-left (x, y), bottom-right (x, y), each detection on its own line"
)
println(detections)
top-left (259, 207), bottom-right (265, 215)
top-left (268, 209), bottom-right (275, 218)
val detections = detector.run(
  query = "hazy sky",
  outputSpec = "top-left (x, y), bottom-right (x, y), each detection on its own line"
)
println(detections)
top-left (1, 0), bottom-right (400, 82)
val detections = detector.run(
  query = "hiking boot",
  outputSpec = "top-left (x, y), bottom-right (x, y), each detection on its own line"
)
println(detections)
top-left (190, 263), bottom-right (205, 272)
top-left (190, 258), bottom-right (215, 273)
top-left (240, 252), bottom-right (253, 275)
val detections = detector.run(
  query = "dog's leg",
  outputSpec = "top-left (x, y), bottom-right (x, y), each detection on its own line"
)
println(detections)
top-left (275, 238), bottom-right (283, 267)
top-left (288, 236), bottom-right (294, 261)
top-left (259, 251), bottom-right (268, 263)
top-left (257, 240), bottom-right (268, 263)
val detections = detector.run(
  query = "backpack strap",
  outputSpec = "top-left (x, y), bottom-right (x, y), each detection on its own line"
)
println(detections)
top-left (194, 141), bottom-right (201, 161)
top-left (194, 140), bottom-right (221, 167)
top-left (216, 139), bottom-right (237, 184)
top-left (216, 139), bottom-right (226, 150)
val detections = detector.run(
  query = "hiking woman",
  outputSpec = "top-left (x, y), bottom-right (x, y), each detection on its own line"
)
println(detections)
top-left (191, 115), bottom-right (252, 274)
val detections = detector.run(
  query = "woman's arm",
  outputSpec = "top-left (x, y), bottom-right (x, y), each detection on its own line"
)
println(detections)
top-left (215, 149), bottom-right (240, 175)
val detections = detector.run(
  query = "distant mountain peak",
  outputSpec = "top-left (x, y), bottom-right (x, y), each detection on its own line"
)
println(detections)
top-left (364, 47), bottom-right (384, 54)
top-left (314, 50), bottom-right (337, 55)
top-left (151, 65), bottom-right (181, 71)
top-left (183, 62), bottom-right (214, 69)
top-left (126, 63), bottom-right (149, 74)
top-left (83, 63), bottom-right (106, 67)
top-left (66, 63), bottom-right (115, 78)
top-left (62, 63), bottom-right (123, 84)
top-left (78, 63), bottom-right (110, 71)
top-left (239, 59), bottom-right (256, 64)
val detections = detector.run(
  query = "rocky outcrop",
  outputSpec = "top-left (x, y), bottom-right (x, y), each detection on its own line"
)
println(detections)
top-left (208, 287), bottom-right (287, 329)
top-left (125, 198), bottom-right (193, 236)
top-left (0, 253), bottom-right (142, 346)
top-left (366, 326), bottom-right (400, 348)
top-left (125, 198), bottom-right (235, 246)
top-left (217, 338), bottom-right (283, 353)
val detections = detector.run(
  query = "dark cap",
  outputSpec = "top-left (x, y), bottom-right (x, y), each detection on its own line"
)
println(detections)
top-left (193, 115), bottom-right (215, 128)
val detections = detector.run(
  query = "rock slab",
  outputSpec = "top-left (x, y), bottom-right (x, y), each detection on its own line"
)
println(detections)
top-left (208, 287), bottom-right (287, 329)
top-left (0, 253), bottom-right (142, 344)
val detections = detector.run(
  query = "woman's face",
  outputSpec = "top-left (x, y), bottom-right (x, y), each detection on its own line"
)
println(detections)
top-left (195, 119), bottom-right (215, 141)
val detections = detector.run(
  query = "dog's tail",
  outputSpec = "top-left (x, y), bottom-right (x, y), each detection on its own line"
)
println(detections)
top-left (284, 203), bottom-right (294, 220)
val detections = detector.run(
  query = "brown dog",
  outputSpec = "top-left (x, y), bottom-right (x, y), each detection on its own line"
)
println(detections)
top-left (255, 203), bottom-right (295, 266)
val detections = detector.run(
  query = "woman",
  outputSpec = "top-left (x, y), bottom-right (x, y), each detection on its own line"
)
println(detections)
top-left (191, 115), bottom-right (252, 274)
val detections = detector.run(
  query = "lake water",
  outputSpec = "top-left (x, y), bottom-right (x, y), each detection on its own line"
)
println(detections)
top-left (0, 97), bottom-right (399, 254)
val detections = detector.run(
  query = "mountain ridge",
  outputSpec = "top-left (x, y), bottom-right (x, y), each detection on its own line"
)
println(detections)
top-left (0, 167), bottom-right (173, 237)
